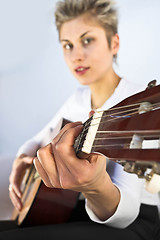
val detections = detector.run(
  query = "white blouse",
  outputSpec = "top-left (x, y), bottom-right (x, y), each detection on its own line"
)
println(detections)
top-left (17, 78), bottom-right (160, 228)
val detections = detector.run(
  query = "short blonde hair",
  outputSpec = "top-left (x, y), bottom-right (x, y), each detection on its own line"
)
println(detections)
top-left (55, 0), bottom-right (118, 49)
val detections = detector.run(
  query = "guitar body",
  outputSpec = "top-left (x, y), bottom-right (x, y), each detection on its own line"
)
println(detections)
top-left (12, 168), bottom-right (79, 226)
top-left (22, 183), bottom-right (78, 226)
top-left (12, 119), bottom-right (79, 226)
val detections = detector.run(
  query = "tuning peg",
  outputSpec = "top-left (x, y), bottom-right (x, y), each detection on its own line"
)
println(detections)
top-left (145, 173), bottom-right (160, 194)
top-left (146, 80), bottom-right (157, 89)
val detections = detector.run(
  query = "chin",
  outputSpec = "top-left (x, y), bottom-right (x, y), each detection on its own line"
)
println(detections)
top-left (77, 78), bottom-right (94, 86)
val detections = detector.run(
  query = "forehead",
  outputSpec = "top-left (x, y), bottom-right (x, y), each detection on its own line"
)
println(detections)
top-left (59, 14), bottom-right (105, 40)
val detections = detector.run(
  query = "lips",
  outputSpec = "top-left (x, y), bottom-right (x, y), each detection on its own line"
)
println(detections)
top-left (75, 66), bottom-right (90, 75)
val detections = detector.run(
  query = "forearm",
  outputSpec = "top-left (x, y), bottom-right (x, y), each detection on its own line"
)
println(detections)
top-left (83, 174), bottom-right (120, 221)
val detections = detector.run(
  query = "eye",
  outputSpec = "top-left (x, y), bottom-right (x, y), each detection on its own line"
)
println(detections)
top-left (83, 38), bottom-right (93, 45)
top-left (63, 43), bottom-right (73, 50)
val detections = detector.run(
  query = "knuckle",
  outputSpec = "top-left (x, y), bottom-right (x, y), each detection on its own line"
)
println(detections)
top-left (64, 122), bottom-right (74, 130)
top-left (61, 182), bottom-right (69, 190)
top-left (76, 173), bottom-right (90, 186)
top-left (43, 180), bottom-right (52, 188)
top-left (67, 127), bottom-right (77, 137)
top-left (55, 141), bottom-right (63, 152)
top-left (51, 138), bottom-right (56, 146)
top-left (37, 144), bottom-right (51, 159)
top-left (37, 147), bottom-right (43, 158)
top-left (60, 179), bottom-right (73, 190)
top-left (76, 175), bottom-right (84, 185)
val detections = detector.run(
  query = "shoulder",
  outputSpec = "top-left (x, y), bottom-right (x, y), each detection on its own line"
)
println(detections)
top-left (118, 78), bottom-right (147, 98)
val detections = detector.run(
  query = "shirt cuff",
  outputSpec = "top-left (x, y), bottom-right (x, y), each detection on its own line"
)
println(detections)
top-left (85, 184), bottom-right (140, 229)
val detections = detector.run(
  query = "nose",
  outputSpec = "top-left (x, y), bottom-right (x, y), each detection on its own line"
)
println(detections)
top-left (71, 45), bottom-right (85, 63)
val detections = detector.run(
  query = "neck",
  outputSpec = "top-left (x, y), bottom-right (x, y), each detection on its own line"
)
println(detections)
top-left (90, 70), bottom-right (121, 110)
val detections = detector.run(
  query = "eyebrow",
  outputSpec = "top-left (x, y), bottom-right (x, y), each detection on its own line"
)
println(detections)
top-left (60, 31), bottom-right (91, 42)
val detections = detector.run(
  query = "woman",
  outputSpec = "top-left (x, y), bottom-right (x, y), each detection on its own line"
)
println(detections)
top-left (1, 0), bottom-right (160, 239)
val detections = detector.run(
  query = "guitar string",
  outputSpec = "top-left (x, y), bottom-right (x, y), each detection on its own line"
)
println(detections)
top-left (76, 129), bottom-right (160, 153)
top-left (81, 102), bottom-right (160, 137)
top-left (91, 140), bottom-right (160, 149)
top-left (21, 165), bottom-right (36, 196)
top-left (77, 109), bottom-right (140, 149)
top-left (82, 108), bottom-right (138, 136)
top-left (84, 101), bottom-right (160, 136)
top-left (78, 130), bottom-right (160, 147)
top-left (88, 102), bottom-right (160, 119)
top-left (76, 129), bottom-right (160, 145)
top-left (77, 133), bottom-right (160, 150)
top-left (84, 102), bottom-right (160, 130)
top-left (75, 111), bottom-right (156, 153)
top-left (75, 102), bottom-right (160, 152)
top-left (97, 102), bottom-right (160, 113)
top-left (91, 144), bottom-right (160, 149)
top-left (74, 112), bottom-right (137, 153)
top-left (94, 132), bottom-right (160, 140)
top-left (92, 143), bottom-right (131, 148)
top-left (75, 105), bottom-right (160, 152)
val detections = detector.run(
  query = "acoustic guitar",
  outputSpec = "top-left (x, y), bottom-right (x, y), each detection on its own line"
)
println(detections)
top-left (12, 80), bottom-right (160, 226)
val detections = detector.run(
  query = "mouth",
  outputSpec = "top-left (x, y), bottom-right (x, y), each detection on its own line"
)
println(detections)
top-left (75, 66), bottom-right (90, 75)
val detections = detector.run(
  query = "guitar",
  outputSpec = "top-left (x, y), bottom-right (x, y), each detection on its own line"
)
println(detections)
top-left (12, 80), bottom-right (160, 226)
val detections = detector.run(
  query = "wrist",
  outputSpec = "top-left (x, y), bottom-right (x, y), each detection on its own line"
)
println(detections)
top-left (82, 173), bottom-right (120, 221)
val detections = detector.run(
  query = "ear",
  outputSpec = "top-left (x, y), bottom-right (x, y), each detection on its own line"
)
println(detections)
top-left (111, 33), bottom-right (120, 55)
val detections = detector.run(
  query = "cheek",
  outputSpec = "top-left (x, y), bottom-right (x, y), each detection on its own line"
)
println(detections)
top-left (90, 43), bottom-right (109, 62)
top-left (91, 49), bottom-right (108, 67)
top-left (98, 47), bottom-right (113, 66)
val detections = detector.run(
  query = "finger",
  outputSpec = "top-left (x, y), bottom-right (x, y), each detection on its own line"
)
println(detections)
top-left (53, 124), bottom-right (84, 169)
top-left (57, 124), bottom-right (83, 150)
top-left (36, 144), bottom-right (61, 188)
top-left (9, 164), bottom-right (30, 198)
top-left (9, 188), bottom-right (22, 211)
top-left (89, 110), bottom-right (95, 118)
top-left (9, 157), bottom-right (34, 198)
top-left (34, 157), bottom-right (53, 188)
top-left (52, 121), bottom-right (82, 145)
top-left (10, 183), bottom-right (22, 199)
top-left (9, 172), bottom-right (23, 199)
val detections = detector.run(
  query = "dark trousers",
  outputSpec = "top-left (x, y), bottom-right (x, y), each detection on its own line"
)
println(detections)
top-left (0, 202), bottom-right (159, 240)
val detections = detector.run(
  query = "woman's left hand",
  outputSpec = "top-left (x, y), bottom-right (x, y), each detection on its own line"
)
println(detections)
top-left (34, 121), bottom-right (107, 193)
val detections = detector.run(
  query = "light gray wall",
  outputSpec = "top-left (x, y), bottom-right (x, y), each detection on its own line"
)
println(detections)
top-left (0, 0), bottom-right (160, 157)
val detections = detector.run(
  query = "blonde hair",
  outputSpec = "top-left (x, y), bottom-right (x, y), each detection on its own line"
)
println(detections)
top-left (55, 0), bottom-right (118, 49)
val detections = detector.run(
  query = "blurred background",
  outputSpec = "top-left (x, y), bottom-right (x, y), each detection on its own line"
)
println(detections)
top-left (0, 0), bottom-right (160, 219)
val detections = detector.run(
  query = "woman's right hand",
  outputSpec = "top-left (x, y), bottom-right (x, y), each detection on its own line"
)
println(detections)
top-left (9, 154), bottom-right (34, 211)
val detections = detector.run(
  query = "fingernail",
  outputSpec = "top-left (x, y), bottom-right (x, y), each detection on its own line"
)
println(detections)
top-left (33, 157), bottom-right (36, 165)
top-left (75, 124), bottom-right (83, 131)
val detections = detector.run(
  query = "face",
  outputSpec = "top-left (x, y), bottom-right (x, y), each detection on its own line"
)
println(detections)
top-left (60, 14), bottom-right (119, 86)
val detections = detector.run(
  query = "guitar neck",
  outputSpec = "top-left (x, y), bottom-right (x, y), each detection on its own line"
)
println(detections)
top-left (74, 84), bottom-right (160, 175)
